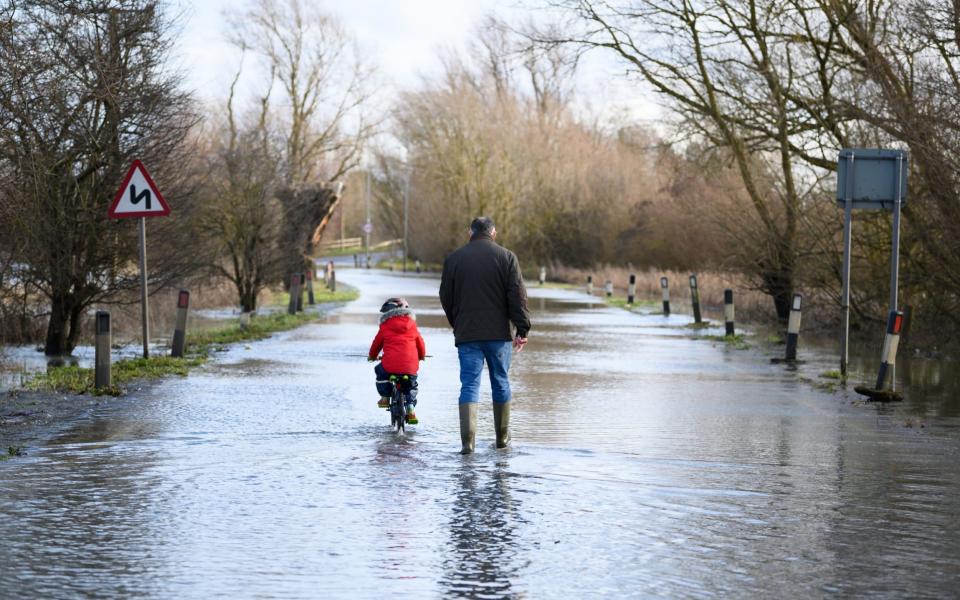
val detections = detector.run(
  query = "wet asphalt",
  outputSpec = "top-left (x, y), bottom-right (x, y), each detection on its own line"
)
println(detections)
top-left (1, 270), bottom-right (959, 598)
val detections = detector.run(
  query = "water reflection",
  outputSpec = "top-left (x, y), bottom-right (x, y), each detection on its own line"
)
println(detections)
top-left (442, 458), bottom-right (524, 598)
top-left (3, 270), bottom-right (960, 597)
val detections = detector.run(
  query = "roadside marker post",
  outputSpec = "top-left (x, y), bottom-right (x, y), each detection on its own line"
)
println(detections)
top-left (171, 289), bottom-right (190, 358)
top-left (605, 280), bottom-right (613, 298)
top-left (587, 275), bottom-right (593, 296)
top-left (661, 277), bottom-right (670, 315)
top-left (785, 294), bottom-right (802, 361)
top-left (109, 160), bottom-right (171, 359)
top-left (539, 266), bottom-right (546, 286)
top-left (724, 289), bottom-right (735, 336)
top-left (689, 274), bottom-right (702, 324)
top-left (95, 311), bottom-right (111, 390)
top-left (875, 310), bottom-right (904, 391)
top-left (627, 274), bottom-right (636, 305)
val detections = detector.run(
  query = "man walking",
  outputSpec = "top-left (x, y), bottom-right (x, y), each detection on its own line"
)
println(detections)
top-left (439, 216), bottom-right (531, 454)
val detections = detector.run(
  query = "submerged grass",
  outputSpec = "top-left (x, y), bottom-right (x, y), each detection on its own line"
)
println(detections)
top-left (702, 334), bottom-right (750, 350)
top-left (24, 355), bottom-right (207, 397)
top-left (604, 296), bottom-right (660, 311)
top-left (21, 286), bottom-right (358, 397)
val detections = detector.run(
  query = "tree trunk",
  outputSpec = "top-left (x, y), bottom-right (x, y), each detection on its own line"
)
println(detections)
top-left (241, 286), bottom-right (257, 313)
top-left (65, 303), bottom-right (83, 353)
top-left (763, 263), bottom-right (794, 323)
top-left (44, 295), bottom-right (69, 356)
top-left (44, 294), bottom-right (84, 356)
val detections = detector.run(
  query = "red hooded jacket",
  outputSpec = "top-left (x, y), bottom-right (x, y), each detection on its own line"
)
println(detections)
top-left (368, 308), bottom-right (426, 375)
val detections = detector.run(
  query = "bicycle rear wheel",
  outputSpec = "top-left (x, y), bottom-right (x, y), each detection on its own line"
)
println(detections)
top-left (392, 390), bottom-right (405, 433)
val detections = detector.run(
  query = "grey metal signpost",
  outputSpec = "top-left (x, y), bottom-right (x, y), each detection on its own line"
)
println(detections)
top-left (108, 160), bottom-right (171, 359)
top-left (835, 148), bottom-right (908, 380)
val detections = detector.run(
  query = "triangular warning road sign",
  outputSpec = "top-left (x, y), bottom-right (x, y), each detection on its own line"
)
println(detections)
top-left (108, 160), bottom-right (171, 219)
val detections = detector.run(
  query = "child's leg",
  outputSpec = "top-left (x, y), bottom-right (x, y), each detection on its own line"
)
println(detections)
top-left (407, 376), bottom-right (418, 406)
top-left (374, 363), bottom-right (392, 400)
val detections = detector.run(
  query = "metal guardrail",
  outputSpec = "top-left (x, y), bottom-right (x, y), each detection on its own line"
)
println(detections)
top-left (317, 237), bottom-right (402, 252)
top-left (317, 237), bottom-right (362, 250)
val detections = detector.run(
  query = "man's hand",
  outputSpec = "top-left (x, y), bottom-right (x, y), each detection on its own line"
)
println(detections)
top-left (513, 336), bottom-right (528, 352)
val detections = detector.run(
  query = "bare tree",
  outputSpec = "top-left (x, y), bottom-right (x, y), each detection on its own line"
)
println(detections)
top-left (199, 58), bottom-right (283, 313)
top-left (229, 0), bottom-right (376, 186)
top-left (538, 0), bottom-right (838, 319)
top-left (0, 0), bottom-right (200, 355)
top-left (226, 0), bottom-right (376, 281)
top-left (798, 0), bottom-right (960, 327)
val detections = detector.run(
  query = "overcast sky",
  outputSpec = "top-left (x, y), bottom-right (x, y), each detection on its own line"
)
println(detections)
top-left (170, 0), bottom-right (659, 124)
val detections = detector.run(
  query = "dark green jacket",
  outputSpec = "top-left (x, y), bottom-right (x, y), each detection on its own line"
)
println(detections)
top-left (439, 235), bottom-right (531, 345)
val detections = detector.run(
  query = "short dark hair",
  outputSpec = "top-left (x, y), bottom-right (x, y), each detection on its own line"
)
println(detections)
top-left (470, 216), bottom-right (495, 236)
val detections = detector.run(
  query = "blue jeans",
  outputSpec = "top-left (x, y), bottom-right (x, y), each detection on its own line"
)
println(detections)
top-left (458, 340), bottom-right (513, 405)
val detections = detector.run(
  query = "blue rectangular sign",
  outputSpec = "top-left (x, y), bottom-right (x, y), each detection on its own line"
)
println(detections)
top-left (836, 148), bottom-right (908, 210)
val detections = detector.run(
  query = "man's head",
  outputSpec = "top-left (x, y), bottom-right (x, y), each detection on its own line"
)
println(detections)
top-left (470, 216), bottom-right (496, 239)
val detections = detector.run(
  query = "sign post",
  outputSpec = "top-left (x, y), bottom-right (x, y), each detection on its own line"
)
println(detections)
top-left (835, 148), bottom-right (908, 382)
top-left (109, 160), bottom-right (171, 359)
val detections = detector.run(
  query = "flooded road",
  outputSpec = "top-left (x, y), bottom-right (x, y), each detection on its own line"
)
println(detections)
top-left (2, 270), bottom-right (959, 598)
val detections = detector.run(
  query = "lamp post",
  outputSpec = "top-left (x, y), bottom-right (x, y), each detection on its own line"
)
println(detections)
top-left (403, 171), bottom-right (409, 273)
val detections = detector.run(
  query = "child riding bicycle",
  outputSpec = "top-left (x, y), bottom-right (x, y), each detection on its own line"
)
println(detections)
top-left (368, 297), bottom-right (426, 424)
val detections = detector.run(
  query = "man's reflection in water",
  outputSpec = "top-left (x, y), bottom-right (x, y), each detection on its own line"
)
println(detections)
top-left (441, 459), bottom-right (525, 598)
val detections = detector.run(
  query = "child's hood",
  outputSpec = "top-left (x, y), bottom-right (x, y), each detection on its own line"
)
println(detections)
top-left (379, 307), bottom-right (416, 327)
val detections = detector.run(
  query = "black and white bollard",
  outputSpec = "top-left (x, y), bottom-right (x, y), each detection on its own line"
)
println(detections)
top-left (95, 310), bottom-right (111, 390)
top-left (661, 277), bottom-right (671, 315)
top-left (539, 266), bottom-right (546, 286)
top-left (723, 289), bottom-right (735, 336)
top-left (605, 280), bottom-right (614, 298)
top-left (689, 274), bottom-right (702, 324)
top-left (353, 254), bottom-right (359, 268)
top-left (329, 264), bottom-right (336, 293)
top-left (587, 275), bottom-right (594, 296)
top-left (306, 269), bottom-right (315, 305)
top-left (627, 274), bottom-right (636, 305)
top-left (171, 289), bottom-right (189, 358)
top-left (288, 273), bottom-right (300, 315)
top-left (875, 310), bottom-right (904, 391)
top-left (785, 294), bottom-right (802, 361)
top-left (415, 259), bottom-right (421, 273)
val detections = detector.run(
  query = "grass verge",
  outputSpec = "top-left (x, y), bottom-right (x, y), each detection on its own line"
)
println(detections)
top-left (604, 296), bottom-right (660, 311)
top-left (703, 334), bottom-right (750, 350)
top-left (373, 258), bottom-right (442, 272)
top-left (21, 287), bottom-right (358, 397)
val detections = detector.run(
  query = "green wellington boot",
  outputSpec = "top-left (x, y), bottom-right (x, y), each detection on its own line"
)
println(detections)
top-left (493, 402), bottom-right (511, 449)
top-left (459, 403), bottom-right (477, 454)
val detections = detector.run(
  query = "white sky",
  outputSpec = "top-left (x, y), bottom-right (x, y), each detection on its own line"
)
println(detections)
top-left (170, 0), bottom-right (660, 125)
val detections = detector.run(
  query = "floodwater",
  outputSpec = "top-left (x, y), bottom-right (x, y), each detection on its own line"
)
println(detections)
top-left (2, 270), bottom-right (959, 598)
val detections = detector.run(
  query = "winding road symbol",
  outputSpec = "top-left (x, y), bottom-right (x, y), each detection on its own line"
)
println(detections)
top-left (108, 159), bottom-right (170, 219)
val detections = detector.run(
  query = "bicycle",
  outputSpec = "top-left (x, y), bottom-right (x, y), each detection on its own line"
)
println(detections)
top-left (386, 374), bottom-right (415, 433)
